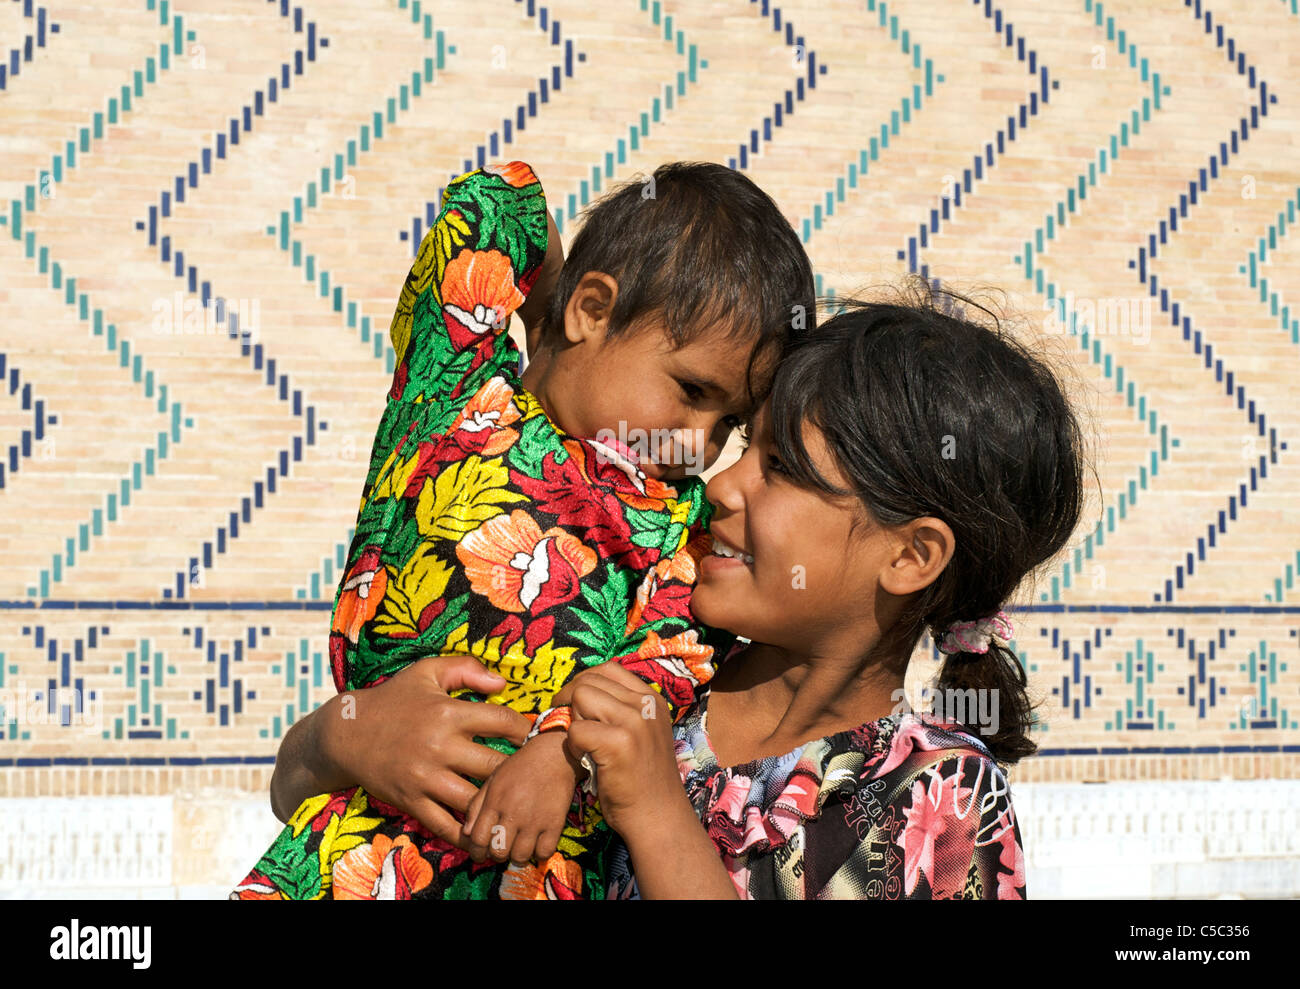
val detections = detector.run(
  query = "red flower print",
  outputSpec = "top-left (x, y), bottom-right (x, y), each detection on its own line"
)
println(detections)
top-left (389, 358), bottom-right (409, 401)
top-left (624, 551), bottom-right (699, 635)
top-left (563, 438), bottom-right (678, 513)
top-left (483, 161), bottom-right (538, 188)
top-left (230, 870), bottom-right (283, 900)
top-left (443, 376), bottom-right (522, 459)
top-left (512, 452), bottom-right (658, 570)
top-left (329, 631), bottom-right (349, 693)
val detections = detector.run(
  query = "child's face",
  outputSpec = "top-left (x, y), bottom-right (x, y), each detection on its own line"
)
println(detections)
top-left (524, 312), bottom-right (769, 482)
top-left (691, 401), bottom-right (897, 649)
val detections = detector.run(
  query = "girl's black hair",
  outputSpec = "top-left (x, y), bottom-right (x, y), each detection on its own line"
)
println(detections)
top-left (540, 161), bottom-right (816, 408)
top-left (767, 280), bottom-right (1090, 766)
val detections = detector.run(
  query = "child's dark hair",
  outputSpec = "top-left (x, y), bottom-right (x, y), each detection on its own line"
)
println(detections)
top-left (540, 161), bottom-right (815, 407)
top-left (767, 280), bottom-right (1089, 766)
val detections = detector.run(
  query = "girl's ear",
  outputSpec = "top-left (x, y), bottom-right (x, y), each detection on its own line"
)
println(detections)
top-left (562, 271), bottom-right (619, 345)
top-left (880, 517), bottom-right (955, 597)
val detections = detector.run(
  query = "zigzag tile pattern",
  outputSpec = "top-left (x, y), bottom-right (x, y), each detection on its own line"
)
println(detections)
top-left (0, 0), bottom-right (1297, 797)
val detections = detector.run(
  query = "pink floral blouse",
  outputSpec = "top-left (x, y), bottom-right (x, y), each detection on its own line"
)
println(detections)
top-left (605, 657), bottom-right (1028, 900)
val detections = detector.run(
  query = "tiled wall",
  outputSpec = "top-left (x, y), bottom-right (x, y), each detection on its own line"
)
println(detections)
top-left (2, 0), bottom-right (1298, 889)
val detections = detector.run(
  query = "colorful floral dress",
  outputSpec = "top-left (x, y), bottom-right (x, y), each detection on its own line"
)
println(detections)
top-left (606, 649), bottom-right (1028, 900)
top-left (233, 161), bottom-right (733, 900)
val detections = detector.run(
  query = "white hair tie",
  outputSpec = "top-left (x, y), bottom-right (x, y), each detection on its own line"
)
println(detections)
top-left (936, 611), bottom-right (1014, 655)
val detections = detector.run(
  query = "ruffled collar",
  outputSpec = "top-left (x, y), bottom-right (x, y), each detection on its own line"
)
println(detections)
top-left (675, 682), bottom-right (994, 858)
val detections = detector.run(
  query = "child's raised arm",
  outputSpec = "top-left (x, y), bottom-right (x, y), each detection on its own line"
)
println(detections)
top-left (386, 162), bottom-right (553, 405)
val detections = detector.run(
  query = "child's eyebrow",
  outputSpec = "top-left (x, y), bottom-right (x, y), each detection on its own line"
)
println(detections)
top-left (682, 374), bottom-right (749, 413)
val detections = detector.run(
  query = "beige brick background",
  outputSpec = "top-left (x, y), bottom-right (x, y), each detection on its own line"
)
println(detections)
top-left (0, 0), bottom-right (1298, 892)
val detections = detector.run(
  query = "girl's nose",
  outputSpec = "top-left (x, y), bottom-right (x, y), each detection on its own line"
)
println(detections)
top-left (704, 452), bottom-right (745, 512)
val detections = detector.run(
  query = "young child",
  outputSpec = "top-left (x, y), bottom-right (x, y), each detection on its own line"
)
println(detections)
top-left (232, 160), bottom-right (815, 899)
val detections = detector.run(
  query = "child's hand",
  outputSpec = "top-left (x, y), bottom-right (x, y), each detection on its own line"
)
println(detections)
top-left (461, 731), bottom-right (583, 865)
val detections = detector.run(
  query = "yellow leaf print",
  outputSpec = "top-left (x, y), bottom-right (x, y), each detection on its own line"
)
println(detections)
top-left (442, 622), bottom-right (578, 716)
top-left (371, 444), bottom-right (424, 503)
top-left (288, 792), bottom-right (332, 839)
top-left (668, 497), bottom-right (691, 528)
top-left (372, 548), bottom-right (454, 638)
top-left (416, 454), bottom-right (528, 543)
top-left (317, 789), bottom-right (383, 881)
top-left (555, 802), bottom-right (604, 857)
top-left (390, 209), bottom-right (464, 364)
top-left (512, 388), bottom-right (552, 424)
top-left (431, 209), bottom-right (472, 287)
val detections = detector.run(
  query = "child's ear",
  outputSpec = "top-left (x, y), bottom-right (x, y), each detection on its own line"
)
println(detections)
top-left (563, 272), bottom-right (619, 345)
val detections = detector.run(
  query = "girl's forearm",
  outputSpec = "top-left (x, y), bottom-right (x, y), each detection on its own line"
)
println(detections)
top-left (269, 695), bottom-right (354, 822)
top-left (620, 797), bottom-right (740, 900)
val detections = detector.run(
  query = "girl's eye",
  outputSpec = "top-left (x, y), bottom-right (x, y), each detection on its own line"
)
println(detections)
top-left (766, 454), bottom-right (788, 476)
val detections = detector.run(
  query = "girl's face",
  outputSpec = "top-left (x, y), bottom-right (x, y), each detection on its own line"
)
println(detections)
top-left (694, 400), bottom-right (902, 651)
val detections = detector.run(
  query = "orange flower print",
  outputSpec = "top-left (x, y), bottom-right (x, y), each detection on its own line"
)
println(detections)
top-left (498, 852), bottom-right (584, 900)
top-left (333, 834), bottom-right (434, 900)
top-left (441, 249), bottom-right (524, 352)
top-left (331, 545), bottom-right (388, 643)
top-left (446, 375), bottom-right (522, 458)
top-left (457, 509), bottom-right (597, 614)
top-left (621, 629), bottom-right (716, 711)
top-left (483, 161), bottom-right (538, 188)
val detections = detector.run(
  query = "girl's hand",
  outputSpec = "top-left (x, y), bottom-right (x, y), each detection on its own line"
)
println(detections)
top-left (562, 663), bottom-right (687, 838)
top-left (316, 655), bottom-right (534, 848)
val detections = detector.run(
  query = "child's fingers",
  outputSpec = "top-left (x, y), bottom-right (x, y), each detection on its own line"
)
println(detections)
top-left (578, 663), bottom-right (653, 695)
top-left (563, 719), bottom-right (621, 765)
top-left (535, 827), bottom-right (562, 863)
top-left (508, 828), bottom-right (538, 867)
top-left (487, 818), bottom-right (515, 863)
top-left (465, 807), bottom-right (498, 863)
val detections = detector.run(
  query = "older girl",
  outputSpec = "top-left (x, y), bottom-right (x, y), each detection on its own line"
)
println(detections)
top-left (563, 288), bottom-right (1085, 898)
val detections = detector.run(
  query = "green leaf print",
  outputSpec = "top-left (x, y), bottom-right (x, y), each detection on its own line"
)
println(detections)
top-left (506, 413), bottom-right (565, 481)
top-left (257, 824), bottom-right (323, 900)
top-left (624, 504), bottom-right (670, 550)
top-left (443, 868), bottom-right (496, 901)
top-left (472, 181), bottom-right (547, 274)
top-left (568, 564), bottom-right (634, 662)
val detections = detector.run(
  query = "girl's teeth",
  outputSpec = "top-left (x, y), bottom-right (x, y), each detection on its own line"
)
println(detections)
top-left (714, 542), bottom-right (754, 565)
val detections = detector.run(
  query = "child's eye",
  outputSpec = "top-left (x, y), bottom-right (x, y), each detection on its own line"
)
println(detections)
top-left (678, 380), bottom-right (705, 402)
top-left (766, 454), bottom-right (788, 476)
